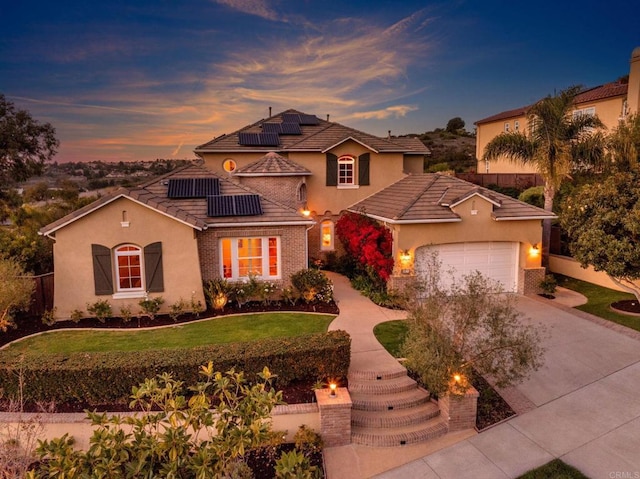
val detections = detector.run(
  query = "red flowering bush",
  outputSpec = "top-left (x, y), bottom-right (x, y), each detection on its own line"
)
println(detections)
top-left (336, 212), bottom-right (394, 282)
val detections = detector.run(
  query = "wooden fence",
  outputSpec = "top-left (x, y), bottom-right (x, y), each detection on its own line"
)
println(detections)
top-left (28, 272), bottom-right (54, 316)
top-left (456, 173), bottom-right (544, 189)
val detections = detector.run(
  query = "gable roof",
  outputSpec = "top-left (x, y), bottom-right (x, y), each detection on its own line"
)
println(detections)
top-left (475, 81), bottom-right (628, 125)
top-left (40, 162), bottom-right (313, 237)
top-left (234, 151), bottom-right (312, 176)
top-left (348, 173), bottom-right (556, 224)
top-left (194, 109), bottom-right (430, 155)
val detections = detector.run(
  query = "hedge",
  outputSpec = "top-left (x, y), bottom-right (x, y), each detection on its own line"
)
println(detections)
top-left (0, 330), bottom-right (351, 407)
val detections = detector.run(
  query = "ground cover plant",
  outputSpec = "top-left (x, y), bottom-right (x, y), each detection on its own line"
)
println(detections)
top-left (516, 459), bottom-right (589, 479)
top-left (0, 313), bottom-right (335, 355)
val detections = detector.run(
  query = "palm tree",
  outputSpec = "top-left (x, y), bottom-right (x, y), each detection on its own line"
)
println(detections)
top-left (482, 85), bottom-right (604, 267)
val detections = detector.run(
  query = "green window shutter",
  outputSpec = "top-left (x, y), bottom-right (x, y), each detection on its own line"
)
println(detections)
top-left (358, 153), bottom-right (370, 185)
top-left (326, 153), bottom-right (338, 186)
top-left (92, 244), bottom-right (113, 295)
top-left (144, 242), bottom-right (164, 292)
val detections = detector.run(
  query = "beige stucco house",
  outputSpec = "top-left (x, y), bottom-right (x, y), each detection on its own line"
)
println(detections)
top-left (42, 109), bottom-right (551, 319)
top-left (475, 46), bottom-right (640, 173)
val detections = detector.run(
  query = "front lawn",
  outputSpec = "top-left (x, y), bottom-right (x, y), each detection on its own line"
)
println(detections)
top-left (556, 275), bottom-right (640, 332)
top-left (1, 313), bottom-right (335, 356)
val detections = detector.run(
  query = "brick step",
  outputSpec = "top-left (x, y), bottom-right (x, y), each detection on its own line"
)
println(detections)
top-left (347, 375), bottom-right (418, 395)
top-left (350, 387), bottom-right (430, 412)
top-left (351, 417), bottom-right (449, 447)
top-left (351, 401), bottom-right (440, 429)
top-left (348, 368), bottom-right (407, 382)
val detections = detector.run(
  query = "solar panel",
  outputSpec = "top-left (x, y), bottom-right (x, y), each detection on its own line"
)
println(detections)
top-left (207, 195), bottom-right (263, 217)
top-left (282, 113), bottom-right (301, 123)
top-left (238, 132), bottom-right (281, 146)
top-left (280, 122), bottom-right (302, 134)
top-left (299, 114), bottom-right (319, 125)
top-left (262, 123), bottom-right (282, 133)
top-left (167, 178), bottom-right (220, 198)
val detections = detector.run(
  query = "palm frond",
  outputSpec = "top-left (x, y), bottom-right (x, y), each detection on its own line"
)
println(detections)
top-left (482, 132), bottom-right (534, 164)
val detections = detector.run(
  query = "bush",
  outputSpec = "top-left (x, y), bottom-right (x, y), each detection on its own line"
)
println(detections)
top-left (0, 331), bottom-right (351, 407)
top-left (86, 299), bottom-right (112, 323)
top-left (519, 186), bottom-right (545, 209)
top-left (138, 296), bottom-right (164, 320)
top-left (290, 269), bottom-right (333, 303)
top-left (539, 274), bottom-right (557, 295)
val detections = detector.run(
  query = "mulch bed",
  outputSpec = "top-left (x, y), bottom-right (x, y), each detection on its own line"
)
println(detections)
top-left (611, 299), bottom-right (640, 315)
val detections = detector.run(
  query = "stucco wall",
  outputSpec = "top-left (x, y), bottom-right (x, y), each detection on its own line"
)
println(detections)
top-left (51, 197), bottom-right (205, 320)
top-left (548, 254), bottom-right (636, 292)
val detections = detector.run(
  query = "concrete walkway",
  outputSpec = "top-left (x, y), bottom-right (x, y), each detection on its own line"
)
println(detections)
top-left (323, 272), bottom-right (640, 479)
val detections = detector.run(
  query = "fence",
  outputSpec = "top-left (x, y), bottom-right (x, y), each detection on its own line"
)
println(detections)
top-left (28, 272), bottom-right (54, 316)
top-left (456, 173), bottom-right (544, 190)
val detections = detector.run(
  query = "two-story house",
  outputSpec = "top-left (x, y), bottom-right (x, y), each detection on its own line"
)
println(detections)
top-left (476, 46), bottom-right (640, 173)
top-left (41, 109), bottom-right (553, 320)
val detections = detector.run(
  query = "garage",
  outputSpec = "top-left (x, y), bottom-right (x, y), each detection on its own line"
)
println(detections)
top-left (415, 242), bottom-right (519, 292)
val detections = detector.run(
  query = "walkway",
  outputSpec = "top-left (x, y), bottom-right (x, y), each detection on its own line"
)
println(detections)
top-left (323, 272), bottom-right (640, 479)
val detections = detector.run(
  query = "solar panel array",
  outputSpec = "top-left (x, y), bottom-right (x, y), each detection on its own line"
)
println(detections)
top-left (282, 113), bottom-right (319, 125)
top-left (167, 178), bottom-right (220, 198)
top-left (262, 122), bottom-right (302, 135)
top-left (238, 132), bottom-right (281, 146)
top-left (207, 194), bottom-right (263, 217)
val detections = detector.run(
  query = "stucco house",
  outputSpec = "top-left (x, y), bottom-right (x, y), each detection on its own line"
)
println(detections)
top-left (475, 46), bottom-right (640, 173)
top-left (41, 109), bottom-right (552, 319)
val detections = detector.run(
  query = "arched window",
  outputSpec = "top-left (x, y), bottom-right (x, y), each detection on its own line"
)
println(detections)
top-left (297, 182), bottom-right (307, 203)
top-left (338, 156), bottom-right (355, 186)
top-left (321, 220), bottom-right (334, 251)
top-left (115, 245), bottom-right (143, 292)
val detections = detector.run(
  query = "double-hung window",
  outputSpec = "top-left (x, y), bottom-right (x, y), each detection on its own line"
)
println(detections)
top-left (115, 245), bottom-right (143, 292)
top-left (338, 156), bottom-right (355, 186)
top-left (221, 237), bottom-right (280, 280)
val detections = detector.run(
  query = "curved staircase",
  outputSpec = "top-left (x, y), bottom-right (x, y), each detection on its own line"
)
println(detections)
top-left (348, 367), bottom-right (448, 447)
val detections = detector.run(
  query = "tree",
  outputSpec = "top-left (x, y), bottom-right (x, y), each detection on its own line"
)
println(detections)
top-left (606, 112), bottom-right (640, 172)
top-left (561, 168), bottom-right (640, 301)
top-left (401, 253), bottom-right (545, 396)
top-left (0, 94), bottom-right (59, 185)
top-left (482, 85), bottom-right (604, 267)
top-left (28, 364), bottom-right (318, 478)
top-left (0, 257), bottom-right (34, 332)
top-left (445, 117), bottom-right (465, 133)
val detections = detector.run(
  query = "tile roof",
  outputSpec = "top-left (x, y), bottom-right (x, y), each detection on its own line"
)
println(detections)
top-left (348, 173), bottom-right (555, 223)
top-left (40, 162), bottom-right (313, 236)
top-left (194, 109), bottom-right (430, 155)
top-left (234, 151), bottom-right (312, 176)
top-left (475, 81), bottom-right (628, 125)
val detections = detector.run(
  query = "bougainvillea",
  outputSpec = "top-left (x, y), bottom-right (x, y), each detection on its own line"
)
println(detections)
top-left (335, 212), bottom-right (394, 281)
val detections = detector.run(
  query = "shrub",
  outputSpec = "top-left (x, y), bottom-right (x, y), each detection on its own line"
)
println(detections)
top-left (40, 308), bottom-right (57, 326)
top-left (205, 278), bottom-right (231, 310)
top-left (169, 298), bottom-right (188, 322)
top-left (190, 293), bottom-right (204, 318)
top-left (294, 425), bottom-right (323, 459)
top-left (519, 186), bottom-right (545, 209)
top-left (69, 308), bottom-right (84, 323)
top-left (86, 299), bottom-right (112, 323)
top-left (539, 274), bottom-right (557, 295)
top-left (275, 450), bottom-right (317, 479)
top-left (290, 269), bottom-right (333, 303)
top-left (138, 296), bottom-right (163, 320)
top-left (118, 305), bottom-right (133, 323)
top-left (0, 331), bottom-right (351, 407)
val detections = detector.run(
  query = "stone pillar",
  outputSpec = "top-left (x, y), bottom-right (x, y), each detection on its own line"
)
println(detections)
top-left (314, 387), bottom-right (352, 447)
top-left (438, 386), bottom-right (479, 432)
top-left (519, 267), bottom-right (546, 295)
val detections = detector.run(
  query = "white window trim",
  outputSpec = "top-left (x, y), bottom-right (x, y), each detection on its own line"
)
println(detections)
top-left (114, 245), bottom-right (145, 294)
top-left (514, 120), bottom-right (520, 131)
top-left (220, 236), bottom-right (281, 280)
top-left (338, 156), bottom-right (355, 186)
top-left (504, 122), bottom-right (510, 132)
top-left (320, 220), bottom-right (335, 251)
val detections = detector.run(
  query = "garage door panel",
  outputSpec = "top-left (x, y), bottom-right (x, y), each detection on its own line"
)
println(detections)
top-left (416, 242), bottom-right (518, 292)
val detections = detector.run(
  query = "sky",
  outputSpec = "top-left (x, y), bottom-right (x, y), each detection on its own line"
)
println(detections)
top-left (1, 0), bottom-right (639, 163)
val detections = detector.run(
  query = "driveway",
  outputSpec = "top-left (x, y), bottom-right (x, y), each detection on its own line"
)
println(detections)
top-left (375, 295), bottom-right (640, 479)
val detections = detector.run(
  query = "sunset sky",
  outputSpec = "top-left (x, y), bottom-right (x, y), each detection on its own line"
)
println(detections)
top-left (1, 0), bottom-right (638, 163)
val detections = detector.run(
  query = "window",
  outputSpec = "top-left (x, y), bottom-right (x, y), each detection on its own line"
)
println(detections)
top-left (572, 107), bottom-right (596, 119)
top-left (504, 123), bottom-right (510, 132)
top-left (338, 156), bottom-right (354, 186)
top-left (221, 237), bottom-right (280, 280)
top-left (223, 159), bottom-right (237, 173)
top-left (514, 120), bottom-right (520, 131)
top-left (115, 245), bottom-right (143, 291)
top-left (321, 220), bottom-right (334, 251)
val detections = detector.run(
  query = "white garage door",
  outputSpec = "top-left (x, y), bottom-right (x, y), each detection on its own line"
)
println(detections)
top-left (416, 242), bottom-right (519, 292)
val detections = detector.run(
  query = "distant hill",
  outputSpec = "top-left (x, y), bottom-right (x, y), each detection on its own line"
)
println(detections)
top-left (395, 130), bottom-right (477, 173)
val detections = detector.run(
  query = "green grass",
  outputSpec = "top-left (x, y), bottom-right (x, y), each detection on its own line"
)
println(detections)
top-left (1, 313), bottom-right (335, 356)
top-left (516, 459), bottom-right (589, 478)
top-left (373, 320), bottom-right (407, 357)
top-left (556, 275), bottom-right (640, 332)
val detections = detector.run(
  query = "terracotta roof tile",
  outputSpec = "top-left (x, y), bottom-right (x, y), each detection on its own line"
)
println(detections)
top-left (234, 151), bottom-right (311, 176)
top-left (349, 174), bottom-right (555, 223)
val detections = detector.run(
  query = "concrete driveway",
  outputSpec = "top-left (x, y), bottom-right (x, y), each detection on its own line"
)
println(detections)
top-left (375, 295), bottom-right (640, 479)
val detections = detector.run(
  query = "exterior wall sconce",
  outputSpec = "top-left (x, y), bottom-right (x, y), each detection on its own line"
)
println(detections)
top-left (301, 204), bottom-right (311, 217)
top-left (329, 383), bottom-right (337, 397)
top-left (529, 244), bottom-right (540, 257)
top-left (399, 249), bottom-right (412, 275)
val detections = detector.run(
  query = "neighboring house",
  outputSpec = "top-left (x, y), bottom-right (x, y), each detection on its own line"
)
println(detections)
top-left (475, 46), bottom-right (640, 173)
top-left (41, 109), bottom-right (551, 320)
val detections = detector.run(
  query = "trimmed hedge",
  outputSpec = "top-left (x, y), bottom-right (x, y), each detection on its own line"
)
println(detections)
top-left (0, 330), bottom-right (351, 407)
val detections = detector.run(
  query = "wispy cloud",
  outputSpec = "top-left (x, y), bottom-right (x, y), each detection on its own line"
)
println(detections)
top-left (212, 0), bottom-right (280, 21)
top-left (348, 105), bottom-right (419, 120)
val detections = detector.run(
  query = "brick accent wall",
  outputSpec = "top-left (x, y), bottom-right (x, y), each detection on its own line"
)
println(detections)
top-left (240, 176), bottom-right (304, 210)
top-left (307, 212), bottom-right (346, 264)
top-left (196, 225), bottom-right (308, 286)
top-left (438, 386), bottom-right (479, 432)
top-left (314, 387), bottom-right (352, 447)
top-left (519, 267), bottom-right (546, 295)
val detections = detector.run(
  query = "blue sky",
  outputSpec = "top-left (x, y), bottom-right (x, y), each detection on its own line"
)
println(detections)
top-left (1, 0), bottom-right (638, 163)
